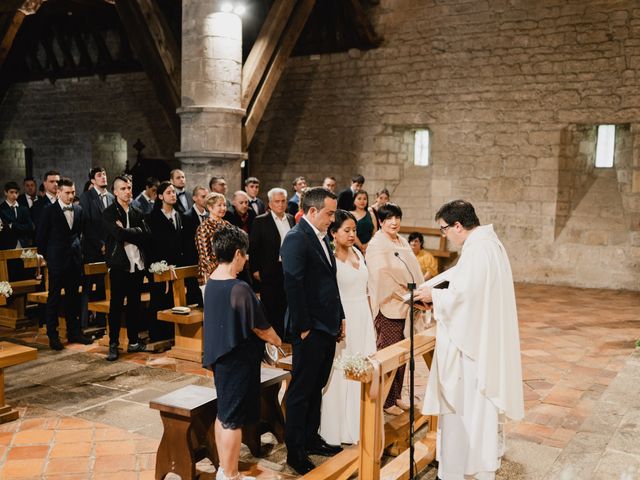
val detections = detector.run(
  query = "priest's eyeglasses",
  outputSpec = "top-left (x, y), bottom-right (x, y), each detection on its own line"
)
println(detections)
top-left (439, 224), bottom-right (452, 235)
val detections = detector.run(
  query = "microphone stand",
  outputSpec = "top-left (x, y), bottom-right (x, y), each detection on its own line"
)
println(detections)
top-left (394, 252), bottom-right (417, 480)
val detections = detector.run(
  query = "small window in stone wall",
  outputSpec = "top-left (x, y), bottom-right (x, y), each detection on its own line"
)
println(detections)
top-left (414, 129), bottom-right (430, 166)
top-left (595, 124), bottom-right (615, 168)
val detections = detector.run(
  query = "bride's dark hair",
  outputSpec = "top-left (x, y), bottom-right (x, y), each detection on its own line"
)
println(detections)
top-left (329, 209), bottom-right (357, 236)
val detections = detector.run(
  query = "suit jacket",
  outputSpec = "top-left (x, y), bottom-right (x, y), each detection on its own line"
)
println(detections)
top-left (17, 193), bottom-right (38, 210)
top-left (249, 212), bottom-right (294, 279)
top-left (0, 202), bottom-right (34, 248)
top-left (145, 207), bottom-right (185, 266)
top-left (182, 206), bottom-right (208, 266)
top-left (131, 193), bottom-right (154, 215)
top-left (79, 188), bottom-right (115, 261)
top-left (31, 194), bottom-right (57, 230)
top-left (337, 188), bottom-right (356, 211)
top-left (224, 208), bottom-right (256, 233)
top-left (287, 193), bottom-right (300, 216)
top-left (174, 189), bottom-right (194, 215)
top-left (248, 197), bottom-right (266, 216)
top-left (36, 202), bottom-right (83, 272)
top-left (280, 218), bottom-right (344, 341)
top-left (102, 202), bottom-right (150, 272)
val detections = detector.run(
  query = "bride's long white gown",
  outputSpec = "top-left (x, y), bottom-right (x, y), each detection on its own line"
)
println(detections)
top-left (320, 247), bottom-right (377, 445)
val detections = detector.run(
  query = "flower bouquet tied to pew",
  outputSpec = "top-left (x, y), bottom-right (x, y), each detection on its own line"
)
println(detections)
top-left (0, 281), bottom-right (13, 298)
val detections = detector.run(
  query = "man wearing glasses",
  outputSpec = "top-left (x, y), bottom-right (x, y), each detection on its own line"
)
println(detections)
top-left (416, 199), bottom-right (524, 480)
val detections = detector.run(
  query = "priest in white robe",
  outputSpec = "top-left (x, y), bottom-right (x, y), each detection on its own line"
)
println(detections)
top-left (415, 200), bottom-right (524, 480)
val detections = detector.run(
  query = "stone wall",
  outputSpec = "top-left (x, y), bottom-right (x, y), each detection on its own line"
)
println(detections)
top-left (249, 0), bottom-right (640, 290)
top-left (0, 72), bottom-right (177, 192)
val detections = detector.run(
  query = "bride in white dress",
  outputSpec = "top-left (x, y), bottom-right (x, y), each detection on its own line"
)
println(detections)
top-left (320, 210), bottom-right (377, 445)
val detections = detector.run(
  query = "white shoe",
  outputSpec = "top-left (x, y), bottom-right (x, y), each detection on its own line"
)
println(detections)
top-left (216, 467), bottom-right (256, 480)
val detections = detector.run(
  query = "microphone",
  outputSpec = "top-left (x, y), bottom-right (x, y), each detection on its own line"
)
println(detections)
top-left (394, 251), bottom-right (417, 286)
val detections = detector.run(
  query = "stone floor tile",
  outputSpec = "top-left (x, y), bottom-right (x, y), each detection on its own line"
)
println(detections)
top-left (0, 432), bottom-right (14, 445)
top-left (543, 386), bottom-right (584, 408)
top-left (6, 444), bottom-right (49, 460)
top-left (53, 428), bottom-right (93, 443)
top-left (12, 428), bottom-right (54, 445)
top-left (95, 439), bottom-right (136, 456)
top-left (57, 417), bottom-right (95, 429)
top-left (93, 454), bottom-right (137, 472)
top-left (94, 472), bottom-right (138, 480)
top-left (44, 456), bottom-right (91, 475)
top-left (49, 442), bottom-right (93, 458)
top-left (591, 451), bottom-right (640, 480)
top-left (1, 458), bottom-right (46, 477)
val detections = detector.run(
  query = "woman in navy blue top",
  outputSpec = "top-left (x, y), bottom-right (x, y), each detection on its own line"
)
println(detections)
top-left (203, 225), bottom-right (281, 480)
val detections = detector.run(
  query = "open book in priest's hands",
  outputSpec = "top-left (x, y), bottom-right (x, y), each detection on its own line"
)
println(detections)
top-left (402, 266), bottom-right (456, 306)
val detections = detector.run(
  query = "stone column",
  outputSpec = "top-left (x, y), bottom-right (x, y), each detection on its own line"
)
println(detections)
top-left (177, 0), bottom-right (246, 191)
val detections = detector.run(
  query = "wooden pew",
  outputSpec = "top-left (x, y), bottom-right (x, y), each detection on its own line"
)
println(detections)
top-left (0, 341), bottom-right (37, 423)
top-left (398, 225), bottom-right (458, 272)
top-left (0, 248), bottom-right (44, 329)
top-left (154, 266), bottom-right (203, 362)
top-left (302, 327), bottom-right (438, 480)
top-left (150, 366), bottom-right (290, 480)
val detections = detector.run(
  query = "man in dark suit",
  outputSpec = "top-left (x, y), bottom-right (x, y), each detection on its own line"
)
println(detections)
top-left (36, 177), bottom-right (92, 350)
top-left (209, 175), bottom-right (233, 211)
top-left (17, 177), bottom-right (39, 213)
top-left (0, 181), bottom-right (34, 248)
top-left (31, 170), bottom-right (60, 230)
top-left (79, 167), bottom-right (115, 327)
top-left (281, 187), bottom-right (345, 474)
top-left (249, 187), bottom-right (294, 338)
top-left (182, 185), bottom-right (209, 305)
top-left (171, 169), bottom-right (193, 214)
top-left (224, 191), bottom-right (256, 233)
top-left (244, 177), bottom-right (266, 215)
top-left (287, 176), bottom-right (307, 215)
top-left (131, 177), bottom-right (158, 215)
top-left (336, 173), bottom-right (365, 211)
top-left (102, 175), bottom-right (150, 361)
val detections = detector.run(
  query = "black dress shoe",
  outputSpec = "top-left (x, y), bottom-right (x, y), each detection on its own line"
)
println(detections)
top-left (67, 333), bottom-right (93, 345)
top-left (287, 450), bottom-right (314, 474)
top-left (106, 344), bottom-right (119, 361)
top-left (306, 437), bottom-right (343, 456)
top-left (127, 342), bottom-right (147, 353)
top-left (49, 337), bottom-right (64, 351)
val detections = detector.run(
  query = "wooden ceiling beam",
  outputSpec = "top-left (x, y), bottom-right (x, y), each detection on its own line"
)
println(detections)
top-left (114, 0), bottom-right (180, 139)
top-left (0, 0), bottom-right (46, 70)
top-left (241, 0), bottom-right (296, 111)
top-left (243, 0), bottom-right (316, 149)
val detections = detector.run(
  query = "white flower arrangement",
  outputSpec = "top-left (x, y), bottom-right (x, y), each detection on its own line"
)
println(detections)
top-left (148, 260), bottom-right (175, 274)
top-left (334, 353), bottom-right (371, 379)
top-left (20, 249), bottom-right (38, 259)
top-left (0, 281), bottom-right (13, 298)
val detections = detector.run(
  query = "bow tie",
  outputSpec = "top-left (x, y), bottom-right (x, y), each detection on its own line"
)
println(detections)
top-left (62, 205), bottom-right (73, 212)
top-left (178, 191), bottom-right (185, 196)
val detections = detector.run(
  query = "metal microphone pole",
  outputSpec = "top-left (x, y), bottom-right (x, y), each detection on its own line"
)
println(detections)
top-left (394, 252), bottom-right (417, 479)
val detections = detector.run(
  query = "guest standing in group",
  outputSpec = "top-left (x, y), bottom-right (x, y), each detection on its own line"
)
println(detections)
top-left (31, 170), bottom-right (60, 229)
top-left (79, 167), bottom-right (114, 328)
top-left (203, 225), bottom-right (281, 480)
top-left (0, 181), bottom-right (34, 248)
top-left (248, 187), bottom-right (295, 338)
top-left (244, 177), bottom-right (266, 216)
top-left (131, 177), bottom-right (158, 215)
top-left (17, 177), bottom-right (39, 214)
top-left (416, 200), bottom-right (524, 480)
top-left (209, 176), bottom-right (233, 211)
top-left (322, 176), bottom-right (337, 194)
top-left (195, 192), bottom-right (229, 293)
top-left (320, 210), bottom-right (376, 445)
top-left (287, 176), bottom-right (307, 215)
top-left (408, 231), bottom-right (438, 280)
top-left (337, 174), bottom-right (365, 211)
top-left (225, 191), bottom-right (255, 233)
top-left (171, 169), bottom-right (193, 214)
top-left (146, 181), bottom-right (184, 342)
top-left (366, 203), bottom-right (423, 415)
top-left (36, 178), bottom-right (92, 350)
top-left (350, 190), bottom-right (377, 253)
top-left (370, 188), bottom-right (390, 226)
top-left (281, 187), bottom-right (344, 475)
top-left (182, 185), bottom-right (209, 306)
top-left (102, 175), bottom-right (150, 361)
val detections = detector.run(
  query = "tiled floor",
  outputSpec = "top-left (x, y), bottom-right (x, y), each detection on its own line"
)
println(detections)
top-left (0, 283), bottom-right (638, 479)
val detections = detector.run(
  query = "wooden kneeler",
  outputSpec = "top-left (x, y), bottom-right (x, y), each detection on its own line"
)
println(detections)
top-left (154, 266), bottom-right (203, 362)
top-left (0, 248), bottom-right (43, 329)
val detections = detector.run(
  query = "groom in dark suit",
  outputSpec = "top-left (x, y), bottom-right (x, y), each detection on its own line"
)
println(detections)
top-left (281, 187), bottom-right (345, 474)
top-left (249, 187), bottom-right (294, 338)
top-left (36, 177), bottom-right (92, 350)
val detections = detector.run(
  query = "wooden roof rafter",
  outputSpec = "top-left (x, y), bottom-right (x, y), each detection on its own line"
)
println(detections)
top-left (0, 0), bottom-right (46, 70)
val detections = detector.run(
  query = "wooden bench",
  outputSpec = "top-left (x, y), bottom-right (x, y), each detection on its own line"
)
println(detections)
top-left (0, 341), bottom-right (37, 423)
top-left (154, 266), bottom-right (203, 362)
top-left (150, 366), bottom-right (290, 480)
top-left (0, 248), bottom-right (43, 329)
top-left (399, 225), bottom-right (458, 272)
